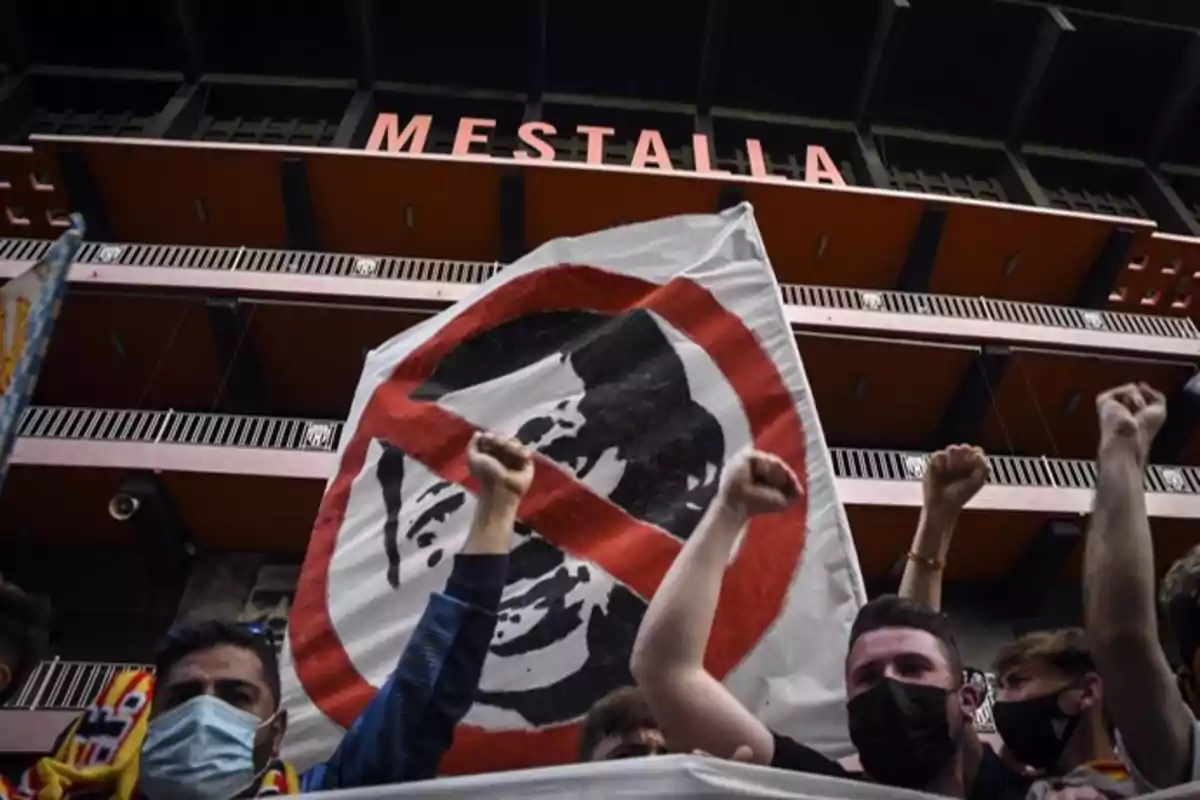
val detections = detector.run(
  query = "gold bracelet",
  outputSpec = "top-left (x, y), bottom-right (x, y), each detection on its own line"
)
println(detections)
top-left (906, 551), bottom-right (944, 570)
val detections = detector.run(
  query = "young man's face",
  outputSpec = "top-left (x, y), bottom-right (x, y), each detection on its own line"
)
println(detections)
top-left (846, 627), bottom-right (961, 698)
top-left (996, 658), bottom-right (1076, 705)
top-left (588, 726), bottom-right (667, 761)
top-left (154, 644), bottom-right (285, 768)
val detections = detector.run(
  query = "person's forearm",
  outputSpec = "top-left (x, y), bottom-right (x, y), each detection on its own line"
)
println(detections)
top-left (631, 501), bottom-right (776, 761)
top-left (308, 553), bottom-right (508, 789)
top-left (1086, 442), bottom-right (1156, 643)
top-left (632, 502), bottom-right (744, 674)
top-left (1085, 439), bottom-right (1193, 789)
top-left (898, 505), bottom-right (958, 611)
top-left (461, 489), bottom-right (520, 555)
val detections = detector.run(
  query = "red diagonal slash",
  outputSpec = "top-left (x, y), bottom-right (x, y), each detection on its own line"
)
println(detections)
top-left (290, 266), bottom-right (810, 773)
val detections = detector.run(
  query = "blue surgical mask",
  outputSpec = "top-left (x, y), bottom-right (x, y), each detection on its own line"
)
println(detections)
top-left (140, 695), bottom-right (274, 800)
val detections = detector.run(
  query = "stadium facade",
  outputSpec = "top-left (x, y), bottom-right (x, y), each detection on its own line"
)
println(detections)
top-left (3, 0), bottom-right (1200, 762)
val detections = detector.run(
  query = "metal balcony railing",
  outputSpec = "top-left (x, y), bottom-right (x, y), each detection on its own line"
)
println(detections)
top-left (15, 405), bottom-right (1200, 498)
top-left (18, 406), bottom-right (343, 452)
top-left (2, 658), bottom-right (154, 711)
top-left (780, 284), bottom-right (1199, 340)
top-left (1, 654), bottom-right (1001, 732)
top-left (830, 446), bottom-right (1200, 495)
top-left (1, 237), bottom-right (1195, 341)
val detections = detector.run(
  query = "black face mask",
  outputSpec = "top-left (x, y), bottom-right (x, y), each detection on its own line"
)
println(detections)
top-left (848, 678), bottom-right (961, 790)
top-left (992, 688), bottom-right (1082, 771)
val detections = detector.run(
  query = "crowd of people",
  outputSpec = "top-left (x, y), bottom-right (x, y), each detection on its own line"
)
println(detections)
top-left (1, 383), bottom-right (1198, 799)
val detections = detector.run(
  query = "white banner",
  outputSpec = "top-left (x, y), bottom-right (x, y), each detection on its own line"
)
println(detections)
top-left (315, 756), bottom-right (1200, 800)
top-left (281, 204), bottom-right (866, 773)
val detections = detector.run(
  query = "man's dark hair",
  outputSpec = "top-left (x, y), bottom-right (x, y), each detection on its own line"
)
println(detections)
top-left (0, 581), bottom-right (52, 705)
top-left (992, 627), bottom-right (1095, 679)
top-left (155, 620), bottom-right (281, 708)
top-left (849, 595), bottom-right (963, 680)
top-left (577, 686), bottom-right (658, 761)
top-left (1162, 544), bottom-right (1200, 667)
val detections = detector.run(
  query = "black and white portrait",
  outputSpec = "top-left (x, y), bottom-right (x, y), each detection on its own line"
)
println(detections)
top-left (348, 307), bottom-right (729, 727)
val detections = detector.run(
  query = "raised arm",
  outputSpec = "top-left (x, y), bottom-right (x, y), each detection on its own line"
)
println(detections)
top-left (305, 432), bottom-right (532, 790)
top-left (631, 451), bottom-right (800, 764)
top-left (1084, 384), bottom-right (1193, 789)
top-left (898, 445), bottom-right (987, 611)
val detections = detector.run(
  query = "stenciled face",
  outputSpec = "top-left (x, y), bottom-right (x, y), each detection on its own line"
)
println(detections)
top-left (340, 309), bottom-right (729, 729)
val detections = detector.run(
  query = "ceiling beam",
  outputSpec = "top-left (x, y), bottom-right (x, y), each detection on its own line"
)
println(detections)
top-left (280, 157), bottom-right (319, 251)
top-left (851, 130), bottom-right (892, 189)
top-left (1073, 227), bottom-right (1136, 309)
top-left (1138, 168), bottom-right (1200, 237)
top-left (896, 205), bottom-right (947, 292)
top-left (1151, 372), bottom-right (1200, 464)
top-left (146, 82), bottom-right (208, 140)
top-left (933, 345), bottom-right (1011, 448)
top-left (167, 0), bottom-right (203, 83)
top-left (1006, 5), bottom-right (1073, 150)
top-left (332, 89), bottom-right (377, 149)
top-left (1145, 31), bottom-right (1200, 167)
top-left (350, 0), bottom-right (377, 89)
top-left (0, 0), bottom-right (31, 72)
top-left (997, 149), bottom-right (1050, 207)
top-left (1005, 518), bottom-right (1081, 621)
top-left (528, 0), bottom-right (548, 117)
top-left (500, 172), bottom-right (526, 264)
top-left (55, 149), bottom-right (113, 241)
top-left (0, 73), bottom-right (30, 142)
top-left (696, 0), bottom-right (728, 116)
top-left (855, 0), bottom-right (910, 132)
top-left (206, 299), bottom-right (271, 416)
top-left (112, 471), bottom-right (195, 585)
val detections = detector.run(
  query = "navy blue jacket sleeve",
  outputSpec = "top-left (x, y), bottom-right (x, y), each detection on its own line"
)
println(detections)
top-left (300, 554), bottom-right (506, 791)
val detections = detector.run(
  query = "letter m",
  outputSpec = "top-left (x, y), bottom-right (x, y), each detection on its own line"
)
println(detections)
top-left (365, 114), bottom-right (432, 154)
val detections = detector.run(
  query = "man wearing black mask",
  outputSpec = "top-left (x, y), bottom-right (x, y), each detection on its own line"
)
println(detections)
top-left (991, 629), bottom-right (1134, 798)
top-left (633, 450), bottom-right (999, 797)
top-left (844, 595), bottom-right (983, 796)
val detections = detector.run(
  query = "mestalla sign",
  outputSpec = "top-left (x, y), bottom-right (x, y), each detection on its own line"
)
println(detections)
top-left (364, 113), bottom-right (847, 186)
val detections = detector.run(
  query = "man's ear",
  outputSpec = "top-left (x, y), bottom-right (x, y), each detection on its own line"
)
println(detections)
top-left (1077, 672), bottom-right (1102, 713)
top-left (958, 682), bottom-right (982, 720)
top-left (270, 709), bottom-right (288, 756)
top-left (0, 663), bottom-right (12, 693)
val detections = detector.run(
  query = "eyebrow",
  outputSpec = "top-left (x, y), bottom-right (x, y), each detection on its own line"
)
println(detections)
top-left (164, 677), bottom-right (262, 697)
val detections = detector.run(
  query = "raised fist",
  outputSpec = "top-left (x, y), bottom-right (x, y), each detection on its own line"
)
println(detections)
top-left (467, 431), bottom-right (534, 498)
top-left (720, 451), bottom-right (803, 517)
top-left (923, 444), bottom-right (988, 514)
top-left (1095, 383), bottom-right (1166, 462)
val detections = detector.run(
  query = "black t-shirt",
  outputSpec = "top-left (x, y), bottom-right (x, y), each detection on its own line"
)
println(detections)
top-left (970, 745), bottom-right (1033, 800)
top-left (769, 731), bottom-right (851, 778)
top-left (768, 734), bottom-right (1031, 800)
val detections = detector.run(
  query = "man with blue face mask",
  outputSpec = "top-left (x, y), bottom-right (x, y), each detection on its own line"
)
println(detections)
top-left (137, 431), bottom-right (534, 799)
top-left (139, 621), bottom-right (292, 798)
